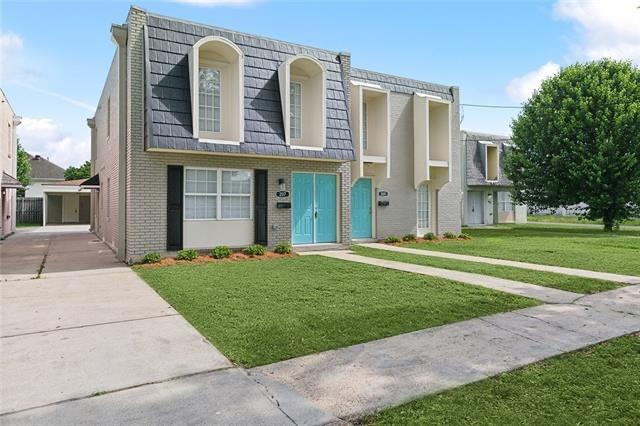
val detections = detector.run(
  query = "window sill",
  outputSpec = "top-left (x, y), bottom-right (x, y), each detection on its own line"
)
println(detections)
top-left (289, 144), bottom-right (324, 152)
top-left (198, 138), bottom-right (241, 146)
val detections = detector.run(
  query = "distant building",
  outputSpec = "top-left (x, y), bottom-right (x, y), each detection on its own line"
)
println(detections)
top-left (25, 154), bottom-right (65, 198)
top-left (461, 131), bottom-right (527, 226)
top-left (25, 155), bottom-right (90, 226)
top-left (1, 88), bottom-right (22, 239)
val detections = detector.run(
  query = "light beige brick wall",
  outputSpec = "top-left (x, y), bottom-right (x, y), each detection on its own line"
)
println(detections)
top-left (125, 7), bottom-right (147, 261)
top-left (374, 89), bottom-right (462, 238)
top-left (125, 151), bottom-right (351, 261)
top-left (436, 86), bottom-right (463, 234)
top-left (92, 53), bottom-right (120, 251)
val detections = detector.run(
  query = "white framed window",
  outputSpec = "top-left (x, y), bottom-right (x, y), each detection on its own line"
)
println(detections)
top-left (290, 81), bottom-right (302, 139)
top-left (199, 68), bottom-right (221, 133)
top-left (362, 102), bottom-right (368, 150)
top-left (221, 170), bottom-right (251, 219)
top-left (497, 191), bottom-right (514, 212)
top-left (417, 183), bottom-right (429, 229)
top-left (185, 168), bottom-right (218, 220)
top-left (184, 168), bottom-right (252, 221)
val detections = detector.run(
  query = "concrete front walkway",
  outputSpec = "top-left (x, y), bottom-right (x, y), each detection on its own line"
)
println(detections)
top-left (0, 228), bottom-right (336, 425)
top-left (308, 250), bottom-right (580, 304)
top-left (254, 284), bottom-right (640, 420)
top-left (360, 243), bottom-right (640, 285)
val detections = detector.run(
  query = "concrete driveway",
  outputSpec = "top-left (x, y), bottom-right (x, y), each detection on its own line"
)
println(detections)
top-left (0, 227), bottom-right (333, 424)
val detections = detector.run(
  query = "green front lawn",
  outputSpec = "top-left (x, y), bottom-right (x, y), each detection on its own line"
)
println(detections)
top-left (369, 334), bottom-right (640, 425)
top-left (135, 256), bottom-right (536, 367)
top-left (406, 225), bottom-right (640, 276)
top-left (528, 215), bottom-right (640, 226)
top-left (352, 246), bottom-right (621, 294)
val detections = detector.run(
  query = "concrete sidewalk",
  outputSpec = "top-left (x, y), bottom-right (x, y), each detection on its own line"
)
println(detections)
top-left (1, 228), bottom-right (336, 425)
top-left (254, 285), bottom-right (640, 420)
top-left (359, 243), bottom-right (640, 285)
top-left (307, 250), bottom-right (581, 304)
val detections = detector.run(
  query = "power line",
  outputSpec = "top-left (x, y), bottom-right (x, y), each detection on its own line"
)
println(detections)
top-left (461, 103), bottom-right (523, 109)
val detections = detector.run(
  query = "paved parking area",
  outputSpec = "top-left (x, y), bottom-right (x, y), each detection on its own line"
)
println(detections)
top-left (0, 228), bottom-right (333, 424)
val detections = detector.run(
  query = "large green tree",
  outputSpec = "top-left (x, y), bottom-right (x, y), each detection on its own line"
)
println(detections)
top-left (506, 59), bottom-right (640, 231)
top-left (16, 139), bottom-right (30, 197)
top-left (64, 160), bottom-right (91, 181)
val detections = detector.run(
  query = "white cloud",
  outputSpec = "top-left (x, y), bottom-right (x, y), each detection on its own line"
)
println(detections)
top-left (0, 32), bottom-right (23, 49)
top-left (0, 31), bottom-right (38, 83)
top-left (506, 61), bottom-right (561, 103)
top-left (17, 117), bottom-right (90, 168)
top-left (171, 0), bottom-right (258, 6)
top-left (553, 0), bottom-right (640, 64)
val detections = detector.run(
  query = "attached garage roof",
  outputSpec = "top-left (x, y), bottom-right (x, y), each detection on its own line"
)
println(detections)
top-left (42, 178), bottom-right (87, 187)
top-left (1, 172), bottom-right (23, 189)
top-left (80, 174), bottom-right (100, 188)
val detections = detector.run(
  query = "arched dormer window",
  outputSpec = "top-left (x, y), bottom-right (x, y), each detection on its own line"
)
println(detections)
top-left (189, 36), bottom-right (244, 143)
top-left (278, 55), bottom-right (325, 150)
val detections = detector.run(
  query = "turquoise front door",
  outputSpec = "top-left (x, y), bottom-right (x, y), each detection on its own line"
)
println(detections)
top-left (292, 173), bottom-right (337, 244)
top-left (315, 174), bottom-right (337, 243)
top-left (351, 178), bottom-right (372, 238)
top-left (292, 173), bottom-right (314, 244)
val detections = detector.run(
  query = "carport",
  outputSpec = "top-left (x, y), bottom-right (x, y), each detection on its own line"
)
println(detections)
top-left (41, 179), bottom-right (91, 225)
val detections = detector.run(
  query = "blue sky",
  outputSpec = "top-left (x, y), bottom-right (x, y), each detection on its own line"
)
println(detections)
top-left (2, 0), bottom-right (638, 167)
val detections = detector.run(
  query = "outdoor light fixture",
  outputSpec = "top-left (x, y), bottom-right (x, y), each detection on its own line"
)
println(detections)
top-left (278, 178), bottom-right (286, 191)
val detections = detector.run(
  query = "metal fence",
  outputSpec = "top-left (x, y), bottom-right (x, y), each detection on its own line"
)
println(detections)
top-left (17, 197), bottom-right (43, 225)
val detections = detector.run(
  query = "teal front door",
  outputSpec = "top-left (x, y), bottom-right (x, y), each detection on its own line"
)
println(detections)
top-left (351, 178), bottom-right (372, 238)
top-left (292, 173), bottom-right (337, 244)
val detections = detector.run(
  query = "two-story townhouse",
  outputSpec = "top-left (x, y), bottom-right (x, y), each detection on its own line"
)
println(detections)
top-left (461, 130), bottom-right (527, 226)
top-left (87, 7), bottom-right (461, 262)
top-left (1, 88), bottom-right (22, 239)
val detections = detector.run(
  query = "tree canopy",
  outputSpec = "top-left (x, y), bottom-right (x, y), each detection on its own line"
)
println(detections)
top-left (16, 140), bottom-right (30, 197)
top-left (64, 160), bottom-right (91, 181)
top-left (505, 59), bottom-right (640, 231)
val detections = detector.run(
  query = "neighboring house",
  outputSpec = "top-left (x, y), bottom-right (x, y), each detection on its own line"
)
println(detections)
top-left (24, 155), bottom-right (91, 226)
top-left (0, 88), bottom-right (22, 239)
top-left (461, 131), bottom-right (527, 226)
top-left (24, 154), bottom-right (65, 197)
top-left (88, 7), bottom-right (461, 262)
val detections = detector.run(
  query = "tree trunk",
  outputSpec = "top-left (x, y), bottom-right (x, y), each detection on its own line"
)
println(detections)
top-left (603, 211), bottom-right (615, 232)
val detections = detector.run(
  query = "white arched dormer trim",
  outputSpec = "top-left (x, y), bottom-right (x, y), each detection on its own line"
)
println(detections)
top-left (278, 54), bottom-right (326, 149)
top-left (189, 36), bottom-right (244, 143)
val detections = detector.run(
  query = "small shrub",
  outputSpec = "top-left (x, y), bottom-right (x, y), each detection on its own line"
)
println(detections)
top-left (458, 233), bottom-right (472, 240)
top-left (443, 232), bottom-right (457, 239)
top-left (142, 252), bottom-right (162, 264)
top-left (176, 249), bottom-right (198, 261)
top-left (274, 242), bottom-right (292, 255)
top-left (211, 245), bottom-right (232, 259)
top-left (384, 235), bottom-right (401, 244)
top-left (402, 234), bottom-right (417, 242)
top-left (243, 244), bottom-right (266, 256)
top-left (424, 232), bottom-right (437, 241)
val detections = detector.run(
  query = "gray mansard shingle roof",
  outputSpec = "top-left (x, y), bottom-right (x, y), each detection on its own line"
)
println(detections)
top-left (463, 130), bottom-right (513, 187)
top-left (351, 68), bottom-right (454, 101)
top-left (144, 12), bottom-right (354, 161)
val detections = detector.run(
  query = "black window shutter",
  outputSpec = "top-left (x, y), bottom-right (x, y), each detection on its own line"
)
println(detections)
top-left (167, 165), bottom-right (184, 251)
top-left (254, 170), bottom-right (268, 246)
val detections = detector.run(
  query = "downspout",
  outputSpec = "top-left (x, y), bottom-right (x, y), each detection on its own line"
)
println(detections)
top-left (111, 24), bottom-right (128, 261)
